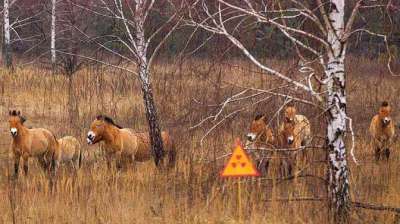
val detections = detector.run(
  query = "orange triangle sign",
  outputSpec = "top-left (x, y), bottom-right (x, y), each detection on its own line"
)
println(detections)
top-left (220, 140), bottom-right (260, 177)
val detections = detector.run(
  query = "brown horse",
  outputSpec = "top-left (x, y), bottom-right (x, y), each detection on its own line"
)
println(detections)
top-left (278, 105), bottom-right (311, 149)
top-left (245, 114), bottom-right (275, 148)
top-left (8, 110), bottom-right (60, 178)
top-left (57, 136), bottom-right (83, 169)
top-left (87, 115), bottom-right (176, 169)
top-left (369, 101), bottom-right (395, 160)
top-left (277, 105), bottom-right (311, 176)
top-left (245, 114), bottom-right (275, 175)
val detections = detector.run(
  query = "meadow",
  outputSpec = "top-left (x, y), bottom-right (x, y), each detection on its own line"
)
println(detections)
top-left (0, 57), bottom-right (399, 223)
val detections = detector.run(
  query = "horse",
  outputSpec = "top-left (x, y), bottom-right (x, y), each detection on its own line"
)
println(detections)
top-left (86, 115), bottom-right (176, 170)
top-left (56, 136), bottom-right (83, 169)
top-left (369, 101), bottom-right (395, 160)
top-left (8, 110), bottom-right (60, 178)
top-left (245, 114), bottom-right (275, 175)
top-left (245, 114), bottom-right (275, 148)
top-left (277, 105), bottom-right (311, 176)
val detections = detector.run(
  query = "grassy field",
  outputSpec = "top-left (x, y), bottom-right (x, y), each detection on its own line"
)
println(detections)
top-left (0, 57), bottom-right (399, 223)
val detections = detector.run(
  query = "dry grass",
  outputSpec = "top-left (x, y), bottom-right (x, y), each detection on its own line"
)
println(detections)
top-left (0, 57), bottom-right (399, 223)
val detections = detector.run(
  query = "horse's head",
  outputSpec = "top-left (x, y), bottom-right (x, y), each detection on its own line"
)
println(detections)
top-left (246, 114), bottom-right (268, 145)
top-left (87, 115), bottom-right (121, 145)
top-left (284, 105), bottom-right (297, 124)
top-left (8, 110), bottom-right (26, 138)
top-left (281, 122), bottom-right (296, 147)
top-left (378, 101), bottom-right (392, 127)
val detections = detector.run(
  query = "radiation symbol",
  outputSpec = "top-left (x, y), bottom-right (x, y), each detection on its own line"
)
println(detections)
top-left (221, 142), bottom-right (260, 177)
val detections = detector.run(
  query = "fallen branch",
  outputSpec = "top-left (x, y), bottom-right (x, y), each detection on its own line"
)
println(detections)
top-left (264, 197), bottom-right (326, 202)
top-left (352, 201), bottom-right (400, 213)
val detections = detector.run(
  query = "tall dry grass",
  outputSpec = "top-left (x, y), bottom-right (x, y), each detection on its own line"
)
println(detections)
top-left (0, 57), bottom-right (399, 223)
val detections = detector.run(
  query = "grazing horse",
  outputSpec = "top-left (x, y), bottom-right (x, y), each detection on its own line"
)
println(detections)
top-left (8, 110), bottom-right (60, 178)
top-left (56, 136), bottom-right (83, 169)
top-left (369, 101), bottom-right (395, 160)
top-left (245, 114), bottom-right (275, 175)
top-left (86, 115), bottom-right (176, 169)
top-left (277, 105), bottom-right (311, 175)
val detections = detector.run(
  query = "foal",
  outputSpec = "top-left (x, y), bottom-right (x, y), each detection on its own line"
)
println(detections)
top-left (8, 110), bottom-right (60, 178)
top-left (57, 136), bottom-right (83, 169)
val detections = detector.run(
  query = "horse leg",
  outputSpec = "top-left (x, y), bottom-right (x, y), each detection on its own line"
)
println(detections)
top-left (38, 155), bottom-right (48, 172)
top-left (264, 159), bottom-right (270, 176)
top-left (375, 147), bottom-right (381, 161)
top-left (106, 153), bottom-right (113, 171)
top-left (13, 154), bottom-right (21, 179)
top-left (22, 155), bottom-right (29, 176)
top-left (115, 151), bottom-right (123, 171)
top-left (384, 148), bottom-right (390, 160)
top-left (50, 157), bottom-right (60, 179)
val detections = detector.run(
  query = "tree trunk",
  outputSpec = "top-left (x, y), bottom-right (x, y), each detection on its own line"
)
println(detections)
top-left (140, 76), bottom-right (165, 166)
top-left (51, 0), bottom-right (56, 71)
top-left (67, 75), bottom-right (75, 131)
top-left (325, 0), bottom-right (350, 222)
top-left (3, 0), bottom-right (12, 68)
top-left (326, 57), bottom-right (350, 223)
top-left (134, 12), bottom-right (165, 166)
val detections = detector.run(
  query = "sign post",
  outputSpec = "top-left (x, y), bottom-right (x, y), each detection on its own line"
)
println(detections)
top-left (220, 139), bottom-right (260, 223)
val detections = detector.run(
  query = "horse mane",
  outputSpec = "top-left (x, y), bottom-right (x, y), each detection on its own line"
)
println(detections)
top-left (9, 110), bottom-right (26, 124)
top-left (286, 101), bottom-right (295, 107)
top-left (381, 101), bottom-right (389, 107)
top-left (254, 114), bottom-right (264, 121)
top-left (96, 115), bottom-right (123, 129)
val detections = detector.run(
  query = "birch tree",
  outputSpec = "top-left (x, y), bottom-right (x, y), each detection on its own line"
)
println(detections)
top-left (51, 0), bottom-right (56, 69)
top-left (185, 0), bottom-right (394, 222)
top-left (2, 0), bottom-right (47, 68)
top-left (73, 0), bottom-right (183, 166)
top-left (3, 0), bottom-right (12, 68)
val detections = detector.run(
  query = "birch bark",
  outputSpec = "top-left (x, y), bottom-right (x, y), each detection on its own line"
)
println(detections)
top-left (3, 0), bottom-right (12, 68)
top-left (51, 0), bottom-right (56, 70)
top-left (325, 0), bottom-right (350, 222)
top-left (133, 0), bottom-right (164, 165)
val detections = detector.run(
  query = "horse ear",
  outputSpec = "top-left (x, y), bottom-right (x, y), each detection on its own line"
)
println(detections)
top-left (17, 111), bottom-right (20, 116)
top-left (286, 101), bottom-right (295, 107)
top-left (261, 115), bottom-right (267, 122)
top-left (9, 110), bottom-right (11, 116)
top-left (254, 113), bottom-right (264, 121)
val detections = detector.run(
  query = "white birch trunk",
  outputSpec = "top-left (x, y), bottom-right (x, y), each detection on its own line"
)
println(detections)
top-left (325, 0), bottom-right (350, 222)
top-left (3, 0), bottom-right (12, 68)
top-left (51, 0), bottom-right (56, 69)
top-left (133, 0), bottom-right (165, 166)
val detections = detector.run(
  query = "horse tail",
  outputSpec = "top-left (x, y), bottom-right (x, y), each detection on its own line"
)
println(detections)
top-left (78, 148), bottom-right (83, 168)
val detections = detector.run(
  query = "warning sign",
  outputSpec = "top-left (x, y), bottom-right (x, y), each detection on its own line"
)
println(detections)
top-left (220, 140), bottom-right (260, 177)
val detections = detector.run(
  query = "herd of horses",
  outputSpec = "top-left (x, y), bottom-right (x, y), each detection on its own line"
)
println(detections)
top-left (244, 102), bottom-right (396, 176)
top-left (7, 100), bottom-right (395, 179)
top-left (8, 111), bottom-right (175, 179)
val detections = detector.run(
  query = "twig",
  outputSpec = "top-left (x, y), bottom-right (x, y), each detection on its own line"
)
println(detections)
top-left (352, 201), bottom-right (400, 213)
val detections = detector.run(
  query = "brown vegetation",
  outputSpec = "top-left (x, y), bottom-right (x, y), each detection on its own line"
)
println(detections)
top-left (0, 57), bottom-right (399, 223)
